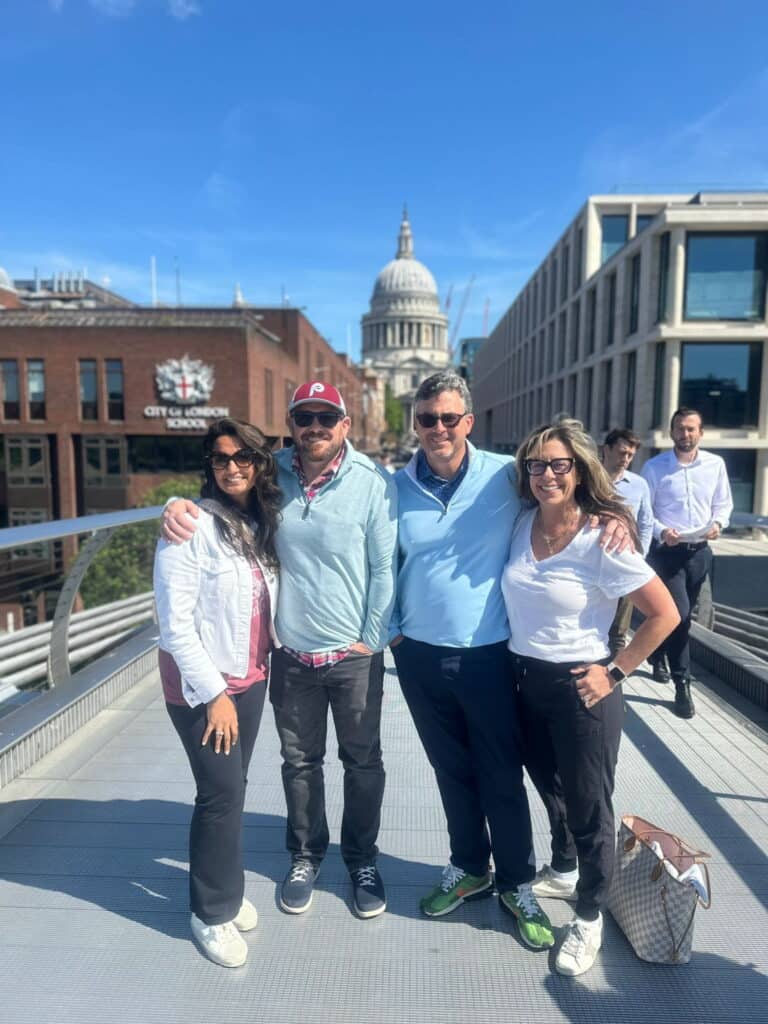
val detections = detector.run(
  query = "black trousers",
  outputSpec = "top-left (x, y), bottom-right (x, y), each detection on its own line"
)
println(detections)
top-left (393, 637), bottom-right (535, 893)
top-left (269, 648), bottom-right (385, 871)
top-left (511, 654), bottom-right (624, 921)
top-left (166, 680), bottom-right (266, 925)
top-left (648, 542), bottom-right (712, 678)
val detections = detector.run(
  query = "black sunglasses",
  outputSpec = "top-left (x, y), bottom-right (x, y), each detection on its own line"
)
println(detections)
top-left (524, 458), bottom-right (576, 476)
top-left (415, 412), bottom-right (469, 429)
top-left (208, 449), bottom-right (260, 470)
top-left (291, 410), bottom-right (344, 428)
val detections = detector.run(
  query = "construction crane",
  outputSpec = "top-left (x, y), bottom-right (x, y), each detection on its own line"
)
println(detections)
top-left (448, 274), bottom-right (475, 358)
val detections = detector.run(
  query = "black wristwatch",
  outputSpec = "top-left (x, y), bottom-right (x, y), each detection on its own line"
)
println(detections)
top-left (606, 662), bottom-right (627, 688)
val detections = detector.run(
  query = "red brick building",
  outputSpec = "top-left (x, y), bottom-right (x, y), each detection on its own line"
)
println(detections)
top-left (0, 303), bottom-right (384, 528)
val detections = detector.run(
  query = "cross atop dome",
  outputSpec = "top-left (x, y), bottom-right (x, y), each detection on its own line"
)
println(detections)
top-left (396, 206), bottom-right (414, 260)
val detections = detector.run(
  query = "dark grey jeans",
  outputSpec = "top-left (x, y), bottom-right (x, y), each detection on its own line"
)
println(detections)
top-left (269, 648), bottom-right (385, 871)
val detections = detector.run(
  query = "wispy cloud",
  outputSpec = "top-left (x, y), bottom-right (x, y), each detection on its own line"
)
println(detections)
top-left (581, 67), bottom-right (768, 191)
top-left (167, 0), bottom-right (201, 19)
top-left (48, 0), bottom-right (65, 12)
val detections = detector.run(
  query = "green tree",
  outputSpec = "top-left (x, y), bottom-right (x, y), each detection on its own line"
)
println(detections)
top-left (384, 383), bottom-right (404, 435)
top-left (80, 477), bottom-right (200, 607)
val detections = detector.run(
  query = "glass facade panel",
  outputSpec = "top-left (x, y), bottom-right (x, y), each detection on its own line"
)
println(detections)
top-left (27, 359), bottom-right (46, 420)
top-left (636, 214), bottom-right (653, 233)
top-left (657, 233), bottom-right (670, 323)
top-left (679, 342), bottom-right (761, 428)
top-left (1, 359), bottom-right (20, 420)
top-left (706, 448), bottom-right (756, 514)
top-left (605, 274), bottom-right (616, 346)
top-left (601, 214), bottom-right (628, 264)
top-left (79, 359), bottom-right (98, 421)
top-left (652, 342), bottom-right (666, 428)
top-left (584, 367), bottom-right (594, 428)
top-left (570, 299), bottom-right (580, 364)
top-left (586, 288), bottom-right (597, 354)
top-left (685, 233), bottom-right (768, 320)
top-left (127, 435), bottom-right (204, 473)
top-left (629, 253), bottom-right (641, 335)
top-left (601, 361), bottom-right (613, 431)
top-left (625, 351), bottom-right (636, 426)
top-left (106, 359), bottom-right (124, 420)
top-left (575, 225), bottom-right (584, 289)
top-left (561, 245), bottom-right (570, 302)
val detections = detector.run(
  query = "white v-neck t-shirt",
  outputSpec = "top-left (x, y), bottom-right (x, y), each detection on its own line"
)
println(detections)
top-left (502, 508), bottom-right (655, 663)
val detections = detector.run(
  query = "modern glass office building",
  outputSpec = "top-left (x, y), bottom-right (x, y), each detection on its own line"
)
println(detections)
top-left (472, 192), bottom-right (768, 514)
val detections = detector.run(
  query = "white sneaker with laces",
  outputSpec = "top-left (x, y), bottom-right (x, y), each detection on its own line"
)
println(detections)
top-left (232, 897), bottom-right (258, 932)
top-left (190, 913), bottom-right (248, 968)
top-left (532, 864), bottom-right (578, 901)
top-left (555, 913), bottom-right (603, 976)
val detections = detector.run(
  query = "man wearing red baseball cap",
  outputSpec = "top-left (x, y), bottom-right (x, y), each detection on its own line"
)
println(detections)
top-left (162, 381), bottom-right (398, 921)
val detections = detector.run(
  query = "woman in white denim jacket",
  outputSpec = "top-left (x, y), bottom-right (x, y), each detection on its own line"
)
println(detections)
top-left (153, 418), bottom-right (281, 969)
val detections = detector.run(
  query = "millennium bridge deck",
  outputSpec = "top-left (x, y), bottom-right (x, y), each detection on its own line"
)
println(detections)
top-left (1, 653), bottom-right (767, 1024)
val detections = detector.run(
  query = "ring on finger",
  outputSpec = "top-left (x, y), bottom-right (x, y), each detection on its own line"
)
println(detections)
top-left (215, 730), bottom-right (224, 736)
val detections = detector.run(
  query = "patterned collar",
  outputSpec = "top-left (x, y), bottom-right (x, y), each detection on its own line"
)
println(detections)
top-left (291, 444), bottom-right (346, 502)
top-left (416, 447), bottom-right (470, 508)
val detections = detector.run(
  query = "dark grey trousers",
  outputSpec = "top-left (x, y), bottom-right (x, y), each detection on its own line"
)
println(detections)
top-left (269, 648), bottom-right (385, 871)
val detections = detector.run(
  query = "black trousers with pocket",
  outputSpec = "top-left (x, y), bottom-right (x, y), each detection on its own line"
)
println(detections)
top-left (166, 680), bottom-right (267, 925)
top-left (511, 653), bottom-right (624, 921)
top-left (648, 541), bottom-right (712, 679)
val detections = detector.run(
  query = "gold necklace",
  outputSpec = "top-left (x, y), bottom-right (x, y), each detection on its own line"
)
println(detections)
top-left (537, 509), bottom-right (583, 556)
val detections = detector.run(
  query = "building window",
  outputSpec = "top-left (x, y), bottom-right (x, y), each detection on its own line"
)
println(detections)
top-left (558, 312), bottom-right (567, 368)
top-left (601, 214), bottom-right (629, 264)
top-left (652, 342), bottom-right (666, 428)
top-left (636, 214), bottom-right (654, 234)
top-left (561, 245), bottom-right (570, 303)
top-left (586, 288), bottom-right (597, 355)
top-left (584, 367), bottom-right (594, 428)
top-left (83, 437), bottom-right (125, 487)
top-left (555, 377), bottom-right (564, 414)
top-left (7, 436), bottom-right (47, 486)
top-left (541, 269), bottom-right (548, 321)
top-left (27, 359), bottom-right (46, 420)
top-left (1, 359), bottom-right (20, 420)
top-left (547, 323), bottom-right (555, 374)
top-left (625, 351), bottom-right (636, 426)
top-left (264, 368), bottom-right (274, 425)
top-left (550, 258), bottom-right (558, 312)
top-left (628, 253), bottom-right (641, 335)
top-left (657, 233), bottom-right (670, 323)
top-left (106, 359), bottom-right (124, 420)
top-left (575, 225), bottom-right (584, 290)
top-left (79, 359), bottom-right (98, 421)
top-left (601, 361), bottom-right (613, 431)
top-left (570, 299), bottom-right (580, 364)
top-left (568, 374), bottom-right (577, 415)
top-left (707, 448), bottom-right (756, 514)
top-left (605, 274), bottom-right (616, 346)
top-left (679, 342), bottom-right (761, 428)
top-left (127, 435), bottom-right (203, 473)
top-left (8, 508), bottom-right (49, 560)
top-left (685, 233), bottom-right (768, 320)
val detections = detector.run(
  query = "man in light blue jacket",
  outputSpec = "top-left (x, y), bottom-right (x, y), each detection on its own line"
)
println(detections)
top-left (390, 370), bottom-right (555, 952)
top-left (163, 382), bottom-right (397, 921)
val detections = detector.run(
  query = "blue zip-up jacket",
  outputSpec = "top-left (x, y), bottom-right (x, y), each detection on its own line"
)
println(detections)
top-left (275, 441), bottom-right (398, 653)
top-left (392, 441), bottom-right (521, 647)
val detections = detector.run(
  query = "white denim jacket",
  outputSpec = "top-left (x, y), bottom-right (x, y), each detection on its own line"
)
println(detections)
top-left (153, 508), bottom-right (280, 707)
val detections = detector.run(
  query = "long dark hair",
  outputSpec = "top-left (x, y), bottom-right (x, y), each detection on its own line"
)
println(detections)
top-left (516, 418), bottom-right (640, 549)
top-left (200, 418), bottom-right (281, 570)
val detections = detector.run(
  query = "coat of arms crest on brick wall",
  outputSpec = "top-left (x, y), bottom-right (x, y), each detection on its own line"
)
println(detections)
top-left (155, 355), bottom-right (215, 405)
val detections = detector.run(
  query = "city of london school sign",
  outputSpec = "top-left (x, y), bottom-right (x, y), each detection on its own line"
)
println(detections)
top-left (144, 355), bottom-right (229, 430)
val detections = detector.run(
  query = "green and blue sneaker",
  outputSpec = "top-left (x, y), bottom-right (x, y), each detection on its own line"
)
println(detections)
top-left (420, 863), bottom-right (493, 917)
top-left (500, 883), bottom-right (555, 949)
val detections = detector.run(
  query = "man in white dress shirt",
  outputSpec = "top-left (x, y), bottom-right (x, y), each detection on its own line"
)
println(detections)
top-left (641, 408), bottom-right (734, 719)
top-left (602, 428), bottom-right (654, 656)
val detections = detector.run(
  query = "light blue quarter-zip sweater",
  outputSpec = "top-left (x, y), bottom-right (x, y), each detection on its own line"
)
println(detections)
top-left (392, 441), bottom-right (521, 647)
top-left (275, 441), bottom-right (398, 653)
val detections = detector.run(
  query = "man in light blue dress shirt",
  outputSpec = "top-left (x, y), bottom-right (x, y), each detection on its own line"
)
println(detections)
top-left (602, 429), bottom-right (654, 656)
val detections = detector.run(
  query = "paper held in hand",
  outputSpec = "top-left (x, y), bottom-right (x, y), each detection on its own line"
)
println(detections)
top-left (676, 521), bottom-right (714, 543)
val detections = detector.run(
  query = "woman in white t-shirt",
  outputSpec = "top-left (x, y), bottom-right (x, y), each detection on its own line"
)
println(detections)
top-left (501, 419), bottom-right (679, 978)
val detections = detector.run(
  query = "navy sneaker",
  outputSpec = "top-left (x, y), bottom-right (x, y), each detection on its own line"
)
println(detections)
top-left (350, 864), bottom-right (386, 918)
top-left (280, 859), bottom-right (319, 914)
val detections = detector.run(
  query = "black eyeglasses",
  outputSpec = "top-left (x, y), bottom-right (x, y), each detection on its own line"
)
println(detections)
top-left (415, 412), bottom-right (469, 429)
top-left (524, 458), bottom-right (576, 476)
top-left (291, 410), bottom-right (344, 428)
top-left (208, 449), bottom-right (260, 470)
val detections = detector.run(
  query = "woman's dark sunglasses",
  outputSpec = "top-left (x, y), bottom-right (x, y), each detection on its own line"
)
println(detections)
top-left (524, 458), bottom-right (575, 476)
top-left (291, 410), bottom-right (344, 428)
top-left (208, 449), bottom-right (260, 470)
top-left (414, 412), bottom-right (469, 429)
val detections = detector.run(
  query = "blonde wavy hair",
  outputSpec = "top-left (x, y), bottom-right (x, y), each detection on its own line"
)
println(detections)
top-left (516, 418), bottom-right (639, 548)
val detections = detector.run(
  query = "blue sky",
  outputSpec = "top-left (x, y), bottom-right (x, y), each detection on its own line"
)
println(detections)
top-left (2, 1), bottom-right (768, 358)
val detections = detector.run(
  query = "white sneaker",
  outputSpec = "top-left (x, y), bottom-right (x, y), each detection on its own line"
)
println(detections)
top-left (555, 914), bottom-right (603, 976)
top-left (232, 897), bottom-right (258, 932)
top-left (532, 864), bottom-right (578, 902)
top-left (190, 913), bottom-right (248, 968)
